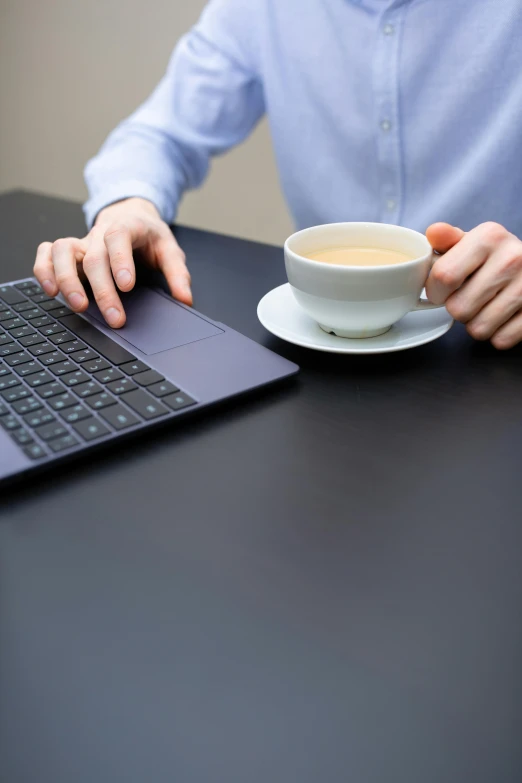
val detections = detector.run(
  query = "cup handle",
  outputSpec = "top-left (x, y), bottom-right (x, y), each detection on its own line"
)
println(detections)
top-left (415, 251), bottom-right (444, 310)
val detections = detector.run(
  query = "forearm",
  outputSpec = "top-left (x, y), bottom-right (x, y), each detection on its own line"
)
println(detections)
top-left (83, 2), bottom-right (264, 230)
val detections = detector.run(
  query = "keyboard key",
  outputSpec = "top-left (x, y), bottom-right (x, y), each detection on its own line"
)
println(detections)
top-left (30, 293), bottom-right (53, 304)
top-left (106, 377), bottom-right (137, 395)
top-left (85, 391), bottom-right (117, 410)
top-left (48, 433), bottom-right (79, 452)
top-left (60, 404), bottom-right (91, 424)
top-left (0, 331), bottom-right (15, 345)
top-left (40, 299), bottom-right (66, 312)
top-left (163, 391), bottom-right (196, 411)
top-left (0, 362), bottom-right (10, 377)
top-left (133, 369), bottom-right (164, 386)
top-left (61, 369), bottom-right (90, 387)
top-left (74, 380), bottom-right (103, 398)
top-left (0, 400), bottom-right (9, 415)
top-left (14, 361), bottom-right (42, 377)
top-left (10, 427), bottom-right (34, 446)
top-left (58, 314), bottom-right (137, 365)
top-left (78, 356), bottom-right (110, 372)
top-left (92, 367), bottom-right (123, 384)
top-left (0, 342), bottom-right (24, 356)
top-left (100, 404), bottom-right (140, 431)
top-left (5, 351), bottom-right (33, 366)
top-left (147, 380), bottom-right (179, 397)
top-left (40, 351), bottom-right (67, 366)
top-left (19, 333), bottom-right (46, 347)
top-left (1, 386), bottom-right (30, 403)
top-left (0, 310), bottom-right (15, 322)
top-left (49, 360), bottom-right (76, 376)
top-left (36, 421), bottom-right (69, 441)
top-left (23, 410), bottom-right (56, 428)
top-left (21, 308), bottom-right (43, 320)
top-left (35, 381), bottom-right (67, 399)
top-left (13, 301), bottom-right (36, 313)
top-left (12, 396), bottom-right (42, 415)
top-left (61, 340), bottom-right (88, 355)
top-left (29, 342), bottom-right (55, 356)
top-left (47, 330), bottom-right (74, 344)
top-left (40, 323), bottom-right (67, 337)
top-left (120, 360), bottom-right (149, 375)
top-left (0, 414), bottom-right (21, 431)
top-left (23, 443), bottom-right (47, 460)
top-left (0, 285), bottom-right (26, 305)
top-left (21, 286), bottom-right (42, 297)
top-left (31, 315), bottom-right (54, 328)
top-left (26, 370), bottom-right (54, 388)
top-left (53, 307), bottom-right (72, 318)
top-left (0, 373), bottom-right (21, 391)
top-left (48, 393), bottom-right (77, 411)
top-left (9, 325), bottom-right (36, 339)
top-left (68, 347), bottom-right (98, 363)
top-left (120, 389), bottom-right (168, 420)
top-left (72, 417), bottom-right (111, 441)
top-left (15, 280), bottom-right (37, 291)
top-left (3, 318), bottom-right (25, 330)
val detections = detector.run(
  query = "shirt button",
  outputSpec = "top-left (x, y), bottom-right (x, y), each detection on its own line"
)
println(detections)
top-left (383, 24), bottom-right (395, 35)
top-left (380, 119), bottom-right (392, 132)
top-left (386, 199), bottom-right (396, 211)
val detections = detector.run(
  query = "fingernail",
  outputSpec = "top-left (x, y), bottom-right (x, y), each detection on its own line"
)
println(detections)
top-left (68, 292), bottom-right (84, 309)
top-left (42, 280), bottom-right (55, 295)
top-left (105, 307), bottom-right (121, 325)
top-left (116, 270), bottom-right (132, 287)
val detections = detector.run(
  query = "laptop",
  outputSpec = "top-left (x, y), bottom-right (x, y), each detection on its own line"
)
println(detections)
top-left (0, 278), bottom-right (298, 484)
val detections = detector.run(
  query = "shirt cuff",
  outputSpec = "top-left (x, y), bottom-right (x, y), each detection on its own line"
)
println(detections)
top-left (83, 180), bottom-right (177, 229)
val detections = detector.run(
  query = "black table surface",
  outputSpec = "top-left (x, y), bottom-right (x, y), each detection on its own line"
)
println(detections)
top-left (1, 190), bottom-right (521, 783)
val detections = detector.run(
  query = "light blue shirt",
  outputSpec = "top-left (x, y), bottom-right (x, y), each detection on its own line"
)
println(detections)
top-left (84, 0), bottom-right (522, 237)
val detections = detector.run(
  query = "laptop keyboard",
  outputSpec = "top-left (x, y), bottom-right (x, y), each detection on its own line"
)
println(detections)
top-left (0, 280), bottom-right (196, 461)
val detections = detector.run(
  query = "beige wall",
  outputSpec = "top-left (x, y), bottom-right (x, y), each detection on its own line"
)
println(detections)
top-left (0, 0), bottom-right (293, 245)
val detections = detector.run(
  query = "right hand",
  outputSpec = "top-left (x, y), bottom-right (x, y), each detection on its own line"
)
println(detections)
top-left (33, 197), bottom-right (192, 328)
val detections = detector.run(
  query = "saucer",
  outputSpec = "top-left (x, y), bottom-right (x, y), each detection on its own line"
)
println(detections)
top-left (257, 284), bottom-right (454, 354)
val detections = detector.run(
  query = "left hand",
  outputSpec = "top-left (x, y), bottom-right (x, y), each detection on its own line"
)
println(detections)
top-left (426, 222), bottom-right (522, 349)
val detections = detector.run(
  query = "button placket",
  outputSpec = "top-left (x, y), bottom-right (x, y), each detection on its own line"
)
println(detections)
top-left (373, 10), bottom-right (405, 224)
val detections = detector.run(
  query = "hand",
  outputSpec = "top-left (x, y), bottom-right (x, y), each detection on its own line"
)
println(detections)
top-left (33, 197), bottom-right (192, 328)
top-left (426, 222), bottom-right (522, 349)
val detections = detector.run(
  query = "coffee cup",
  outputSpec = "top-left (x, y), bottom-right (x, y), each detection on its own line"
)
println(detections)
top-left (284, 222), bottom-right (443, 338)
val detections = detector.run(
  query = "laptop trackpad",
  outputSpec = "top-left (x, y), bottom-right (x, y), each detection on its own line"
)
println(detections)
top-left (87, 288), bottom-right (223, 355)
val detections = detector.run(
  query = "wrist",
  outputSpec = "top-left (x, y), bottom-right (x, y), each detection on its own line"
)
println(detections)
top-left (94, 197), bottom-right (161, 227)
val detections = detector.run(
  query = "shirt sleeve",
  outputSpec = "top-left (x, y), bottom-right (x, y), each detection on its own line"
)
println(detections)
top-left (83, 0), bottom-right (264, 228)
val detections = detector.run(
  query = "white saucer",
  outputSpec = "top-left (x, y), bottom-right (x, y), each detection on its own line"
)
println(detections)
top-left (257, 284), bottom-right (454, 354)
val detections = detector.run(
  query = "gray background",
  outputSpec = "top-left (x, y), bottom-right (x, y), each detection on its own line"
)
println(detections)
top-left (0, 0), bottom-right (293, 244)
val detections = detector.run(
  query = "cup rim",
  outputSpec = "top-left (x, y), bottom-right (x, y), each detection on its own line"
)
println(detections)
top-left (284, 222), bottom-right (433, 272)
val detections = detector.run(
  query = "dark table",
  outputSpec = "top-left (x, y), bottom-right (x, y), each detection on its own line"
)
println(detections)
top-left (1, 190), bottom-right (521, 783)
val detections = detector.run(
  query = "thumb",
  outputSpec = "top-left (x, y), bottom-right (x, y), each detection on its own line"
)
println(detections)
top-left (426, 222), bottom-right (466, 254)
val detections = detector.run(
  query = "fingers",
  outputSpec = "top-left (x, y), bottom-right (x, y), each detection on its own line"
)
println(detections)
top-left (155, 233), bottom-right (192, 305)
top-left (426, 230), bottom-right (488, 305)
top-left (491, 310), bottom-right (522, 350)
top-left (33, 241), bottom-right (58, 296)
top-left (49, 237), bottom-right (89, 312)
top-left (103, 224), bottom-right (136, 292)
top-left (444, 236), bottom-right (522, 324)
top-left (464, 282), bottom-right (522, 341)
top-left (82, 228), bottom-right (126, 327)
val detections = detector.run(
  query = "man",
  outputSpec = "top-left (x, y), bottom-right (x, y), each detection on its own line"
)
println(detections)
top-left (33, 0), bottom-right (522, 348)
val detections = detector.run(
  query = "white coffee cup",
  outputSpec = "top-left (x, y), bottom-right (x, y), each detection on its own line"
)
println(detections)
top-left (284, 222), bottom-right (443, 338)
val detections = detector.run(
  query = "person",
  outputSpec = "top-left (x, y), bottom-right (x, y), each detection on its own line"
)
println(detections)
top-left (33, 0), bottom-right (522, 349)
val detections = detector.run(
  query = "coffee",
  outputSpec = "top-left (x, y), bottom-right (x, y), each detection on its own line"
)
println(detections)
top-left (305, 246), bottom-right (414, 267)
